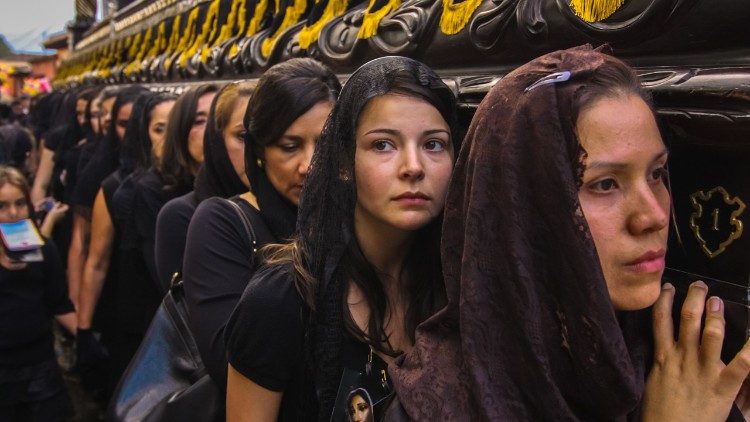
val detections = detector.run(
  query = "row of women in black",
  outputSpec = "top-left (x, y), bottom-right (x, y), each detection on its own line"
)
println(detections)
top-left (22, 47), bottom-right (750, 421)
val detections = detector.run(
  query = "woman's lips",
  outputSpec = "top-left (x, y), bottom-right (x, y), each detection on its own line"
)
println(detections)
top-left (625, 249), bottom-right (666, 273)
top-left (393, 192), bottom-right (430, 206)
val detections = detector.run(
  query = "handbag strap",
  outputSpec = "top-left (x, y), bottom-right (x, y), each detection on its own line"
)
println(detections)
top-left (169, 196), bottom-right (259, 295)
top-left (224, 197), bottom-right (258, 268)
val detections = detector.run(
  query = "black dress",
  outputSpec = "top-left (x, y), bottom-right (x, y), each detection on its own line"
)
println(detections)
top-left (154, 191), bottom-right (198, 293)
top-left (0, 242), bottom-right (74, 421)
top-left (182, 197), bottom-right (275, 391)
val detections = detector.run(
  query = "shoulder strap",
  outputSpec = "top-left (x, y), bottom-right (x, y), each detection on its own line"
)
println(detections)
top-left (224, 197), bottom-right (258, 267)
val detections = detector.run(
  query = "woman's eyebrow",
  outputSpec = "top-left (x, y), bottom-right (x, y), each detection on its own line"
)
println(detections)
top-left (363, 128), bottom-right (450, 136)
top-left (587, 148), bottom-right (669, 171)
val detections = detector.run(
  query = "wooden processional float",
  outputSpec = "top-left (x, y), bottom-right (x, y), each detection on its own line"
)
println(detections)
top-left (58, 0), bottom-right (750, 359)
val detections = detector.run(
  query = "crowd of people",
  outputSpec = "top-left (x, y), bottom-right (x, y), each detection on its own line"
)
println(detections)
top-left (1, 45), bottom-right (750, 422)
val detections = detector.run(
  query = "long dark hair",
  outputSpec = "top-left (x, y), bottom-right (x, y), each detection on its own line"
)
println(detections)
top-left (243, 58), bottom-right (341, 239)
top-left (263, 56), bottom-right (460, 420)
top-left (158, 84), bottom-right (218, 191)
top-left (193, 82), bottom-right (254, 202)
top-left (120, 92), bottom-right (178, 176)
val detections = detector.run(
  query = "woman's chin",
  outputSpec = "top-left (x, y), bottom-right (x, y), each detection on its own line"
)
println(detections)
top-left (609, 276), bottom-right (663, 311)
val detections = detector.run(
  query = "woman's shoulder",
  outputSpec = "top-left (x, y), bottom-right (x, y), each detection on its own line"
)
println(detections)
top-left (232, 263), bottom-right (306, 328)
top-left (159, 192), bottom-right (198, 221)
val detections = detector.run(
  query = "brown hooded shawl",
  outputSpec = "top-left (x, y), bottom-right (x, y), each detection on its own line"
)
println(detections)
top-left (389, 45), bottom-right (655, 420)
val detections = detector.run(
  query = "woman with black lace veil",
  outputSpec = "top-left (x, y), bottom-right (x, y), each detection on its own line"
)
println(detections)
top-left (182, 58), bottom-right (340, 399)
top-left (155, 82), bottom-right (253, 293)
top-left (224, 56), bottom-right (461, 421)
top-left (388, 45), bottom-right (750, 421)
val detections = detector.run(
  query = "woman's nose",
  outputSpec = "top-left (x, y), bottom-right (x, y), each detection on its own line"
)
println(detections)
top-left (628, 184), bottom-right (669, 235)
top-left (399, 146), bottom-right (425, 181)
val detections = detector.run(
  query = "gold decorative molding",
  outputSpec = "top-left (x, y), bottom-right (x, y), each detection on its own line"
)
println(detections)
top-left (689, 186), bottom-right (746, 259)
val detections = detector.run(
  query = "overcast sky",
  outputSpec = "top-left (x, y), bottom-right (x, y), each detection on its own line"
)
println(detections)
top-left (0, 0), bottom-right (75, 53)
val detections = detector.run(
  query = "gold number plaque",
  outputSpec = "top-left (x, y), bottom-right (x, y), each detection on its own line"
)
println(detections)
top-left (689, 186), bottom-right (746, 259)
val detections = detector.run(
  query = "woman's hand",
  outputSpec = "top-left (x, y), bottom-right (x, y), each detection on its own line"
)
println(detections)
top-left (643, 281), bottom-right (750, 421)
top-left (44, 202), bottom-right (69, 225)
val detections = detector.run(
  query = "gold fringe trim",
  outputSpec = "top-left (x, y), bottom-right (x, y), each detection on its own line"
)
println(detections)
top-left (298, 0), bottom-right (348, 50)
top-left (165, 14), bottom-right (182, 55)
top-left (168, 6), bottom-right (200, 69)
top-left (147, 21), bottom-right (168, 58)
top-left (181, 0), bottom-right (221, 68)
top-left (261, 0), bottom-right (307, 58)
top-left (247, 0), bottom-right (271, 37)
top-left (569, 0), bottom-right (625, 22)
top-left (439, 0), bottom-right (482, 36)
top-left (125, 26), bottom-right (152, 76)
top-left (202, 0), bottom-right (244, 63)
top-left (357, 0), bottom-right (400, 39)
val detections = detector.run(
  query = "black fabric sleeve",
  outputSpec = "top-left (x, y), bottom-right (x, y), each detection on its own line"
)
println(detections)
top-left (182, 197), bottom-right (257, 390)
top-left (42, 242), bottom-right (75, 316)
top-left (154, 194), bottom-right (195, 293)
top-left (225, 264), bottom-right (306, 392)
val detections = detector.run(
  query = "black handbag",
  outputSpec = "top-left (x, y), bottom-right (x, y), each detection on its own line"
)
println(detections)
top-left (108, 197), bottom-right (257, 421)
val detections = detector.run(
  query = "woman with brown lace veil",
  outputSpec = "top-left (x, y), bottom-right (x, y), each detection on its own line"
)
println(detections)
top-left (389, 45), bottom-right (750, 421)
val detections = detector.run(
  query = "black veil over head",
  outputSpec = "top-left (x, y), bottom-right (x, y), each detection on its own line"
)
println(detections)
top-left (73, 86), bottom-right (149, 214)
top-left (295, 55), bottom-right (460, 421)
top-left (194, 83), bottom-right (251, 202)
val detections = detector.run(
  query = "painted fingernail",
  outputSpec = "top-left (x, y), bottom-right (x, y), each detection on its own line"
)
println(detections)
top-left (692, 280), bottom-right (708, 290)
top-left (662, 282), bottom-right (674, 291)
top-left (709, 296), bottom-right (722, 312)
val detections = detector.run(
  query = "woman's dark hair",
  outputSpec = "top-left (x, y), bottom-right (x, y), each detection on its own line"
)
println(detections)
top-left (28, 91), bottom-right (63, 141)
top-left (278, 57), bottom-right (459, 419)
top-left (77, 87), bottom-right (102, 139)
top-left (0, 125), bottom-right (33, 172)
top-left (570, 55), bottom-right (653, 127)
top-left (158, 84), bottom-right (218, 191)
top-left (245, 58), bottom-right (341, 158)
top-left (242, 58), bottom-right (341, 239)
top-left (73, 85), bottom-right (148, 214)
top-left (119, 92), bottom-right (178, 175)
top-left (193, 82), bottom-right (254, 202)
top-left (44, 89), bottom-right (84, 153)
top-left (339, 75), bottom-right (456, 354)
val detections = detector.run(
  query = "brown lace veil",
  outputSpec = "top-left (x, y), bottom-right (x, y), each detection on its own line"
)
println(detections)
top-left (389, 45), bottom-right (652, 420)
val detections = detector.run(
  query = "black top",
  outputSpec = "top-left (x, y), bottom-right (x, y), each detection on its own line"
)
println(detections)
top-left (182, 197), bottom-right (275, 391)
top-left (225, 263), bottom-right (391, 421)
top-left (225, 264), bottom-right (311, 422)
top-left (154, 191), bottom-right (198, 293)
top-left (134, 169), bottom-right (190, 287)
top-left (0, 241), bottom-right (74, 367)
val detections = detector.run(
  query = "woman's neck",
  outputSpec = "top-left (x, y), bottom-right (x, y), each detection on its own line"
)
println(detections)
top-left (353, 208), bottom-right (413, 283)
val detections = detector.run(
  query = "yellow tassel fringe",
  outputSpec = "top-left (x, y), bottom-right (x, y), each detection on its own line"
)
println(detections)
top-left (357, 0), bottom-right (400, 39)
top-left (261, 0), bottom-right (308, 58)
top-left (439, 0), bottom-right (482, 36)
top-left (298, 0), bottom-right (348, 50)
top-left (247, 0), bottom-right (270, 37)
top-left (569, 0), bottom-right (625, 23)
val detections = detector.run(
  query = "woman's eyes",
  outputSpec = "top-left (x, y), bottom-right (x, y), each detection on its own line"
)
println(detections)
top-left (373, 140), bottom-right (394, 151)
top-left (193, 118), bottom-right (207, 127)
top-left (649, 166), bottom-right (669, 184)
top-left (371, 139), bottom-right (448, 152)
top-left (279, 142), bottom-right (299, 152)
top-left (424, 139), bottom-right (446, 152)
top-left (589, 178), bottom-right (618, 193)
